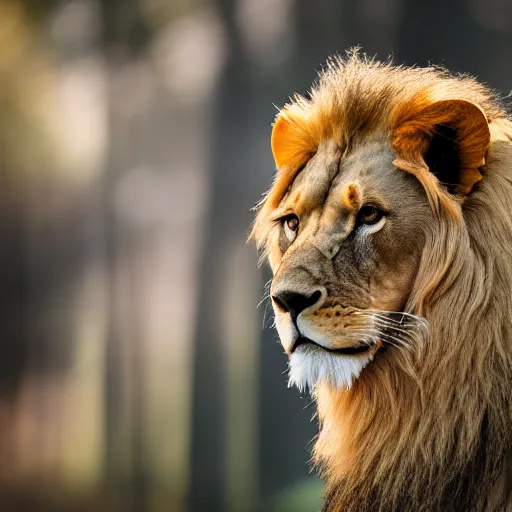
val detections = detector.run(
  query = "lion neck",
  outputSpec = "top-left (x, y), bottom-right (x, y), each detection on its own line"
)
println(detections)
top-left (314, 147), bottom-right (512, 511)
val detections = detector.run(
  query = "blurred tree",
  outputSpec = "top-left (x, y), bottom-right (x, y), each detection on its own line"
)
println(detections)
top-left (98, 1), bottom-right (154, 510)
top-left (398, 0), bottom-right (512, 92)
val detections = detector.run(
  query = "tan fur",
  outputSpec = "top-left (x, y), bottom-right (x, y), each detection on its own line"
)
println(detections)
top-left (251, 52), bottom-right (512, 511)
top-left (341, 183), bottom-right (361, 212)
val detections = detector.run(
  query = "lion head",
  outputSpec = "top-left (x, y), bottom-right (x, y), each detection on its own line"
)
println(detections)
top-left (251, 52), bottom-right (512, 511)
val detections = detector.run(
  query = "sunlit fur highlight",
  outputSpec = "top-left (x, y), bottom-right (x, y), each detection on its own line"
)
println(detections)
top-left (251, 52), bottom-right (512, 511)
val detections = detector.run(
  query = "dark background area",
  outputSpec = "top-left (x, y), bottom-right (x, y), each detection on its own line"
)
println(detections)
top-left (0, 0), bottom-right (510, 510)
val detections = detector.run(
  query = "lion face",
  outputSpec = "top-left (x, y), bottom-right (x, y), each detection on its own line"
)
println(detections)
top-left (266, 138), bottom-right (432, 390)
top-left (253, 59), bottom-right (491, 393)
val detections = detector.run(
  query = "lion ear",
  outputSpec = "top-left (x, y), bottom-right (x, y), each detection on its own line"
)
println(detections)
top-left (271, 114), bottom-right (312, 172)
top-left (392, 99), bottom-right (491, 195)
top-left (271, 115), bottom-right (292, 170)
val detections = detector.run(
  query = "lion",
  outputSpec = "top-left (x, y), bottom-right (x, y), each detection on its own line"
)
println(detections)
top-left (250, 52), bottom-right (512, 511)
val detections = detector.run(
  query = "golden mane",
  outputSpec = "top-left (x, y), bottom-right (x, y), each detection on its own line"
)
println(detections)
top-left (252, 52), bottom-right (512, 511)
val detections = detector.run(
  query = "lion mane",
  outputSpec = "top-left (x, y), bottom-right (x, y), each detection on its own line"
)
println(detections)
top-left (252, 52), bottom-right (512, 511)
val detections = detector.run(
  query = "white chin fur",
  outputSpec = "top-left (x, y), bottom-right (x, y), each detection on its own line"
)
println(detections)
top-left (288, 344), bottom-right (371, 393)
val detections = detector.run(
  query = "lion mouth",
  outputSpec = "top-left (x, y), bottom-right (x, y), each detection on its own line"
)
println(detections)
top-left (291, 336), bottom-right (370, 355)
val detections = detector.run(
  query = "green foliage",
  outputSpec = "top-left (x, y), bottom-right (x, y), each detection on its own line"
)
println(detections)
top-left (267, 477), bottom-right (324, 512)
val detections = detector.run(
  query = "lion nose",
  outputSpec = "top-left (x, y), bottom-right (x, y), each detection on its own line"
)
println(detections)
top-left (272, 289), bottom-right (323, 322)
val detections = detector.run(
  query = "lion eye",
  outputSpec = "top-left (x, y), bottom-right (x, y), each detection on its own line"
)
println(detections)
top-left (358, 205), bottom-right (382, 225)
top-left (283, 214), bottom-right (299, 242)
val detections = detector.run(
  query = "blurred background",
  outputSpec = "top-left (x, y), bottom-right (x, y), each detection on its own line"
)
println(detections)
top-left (0, 0), bottom-right (510, 510)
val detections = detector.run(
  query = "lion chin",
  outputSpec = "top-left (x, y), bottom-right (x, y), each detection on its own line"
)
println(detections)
top-left (288, 344), bottom-right (373, 392)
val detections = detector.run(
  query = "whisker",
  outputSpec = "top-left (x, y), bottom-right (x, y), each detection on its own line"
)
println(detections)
top-left (370, 320), bottom-right (427, 344)
top-left (346, 329), bottom-right (408, 350)
top-left (368, 319), bottom-right (423, 339)
top-left (344, 331), bottom-right (390, 350)
top-left (257, 293), bottom-right (270, 308)
top-left (303, 398), bottom-right (315, 411)
top-left (345, 325), bottom-right (422, 352)
top-left (380, 332), bottom-right (416, 351)
top-left (262, 301), bottom-right (269, 329)
top-left (354, 309), bottom-right (427, 326)
top-left (352, 312), bottom-right (428, 339)
top-left (367, 322), bottom-right (422, 341)
top-left (372, 311), bottom-right (428, 328)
